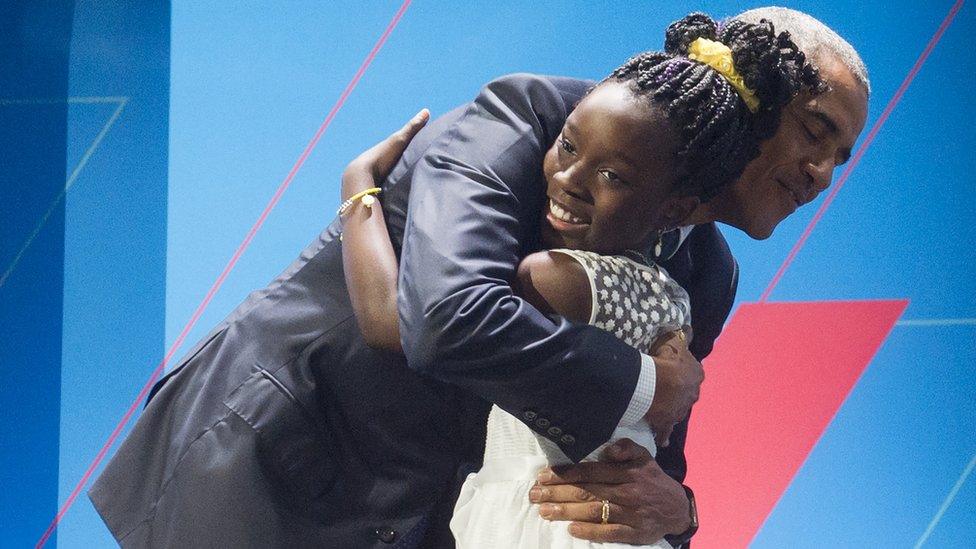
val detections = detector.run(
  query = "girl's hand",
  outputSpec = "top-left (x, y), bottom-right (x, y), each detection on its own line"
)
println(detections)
top-left (648, 325), bottom-right (693, 357)
top-left (341, 109), bottom-right (430, 199)
top-left (646, 325), bottom-right (699, 447)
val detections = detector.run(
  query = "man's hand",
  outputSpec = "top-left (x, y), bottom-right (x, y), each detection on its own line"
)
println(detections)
top-left (341, 108), bottom-right (429, 198)
top-left (529, 438), bottom-right (691, 544)
top-left (645, 331), bottom-right (703, 446)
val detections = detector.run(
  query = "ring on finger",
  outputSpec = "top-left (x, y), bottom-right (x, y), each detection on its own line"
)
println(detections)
top-left (601, 499), bottom-right (610, 524)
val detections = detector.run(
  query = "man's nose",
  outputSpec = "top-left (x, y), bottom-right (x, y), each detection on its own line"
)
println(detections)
top-left (803, 155), bottom-right (834, 193)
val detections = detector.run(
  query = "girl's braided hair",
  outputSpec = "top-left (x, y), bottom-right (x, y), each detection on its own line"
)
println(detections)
top-left (608, 12), bottom-right (824, 201)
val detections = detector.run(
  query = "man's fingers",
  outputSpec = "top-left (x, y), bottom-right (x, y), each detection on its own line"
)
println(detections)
top-left (538, 501), bottom-right (627, 525)
top-left (529, 483), bottom-right (613, 504)
top-left (649, 338), bottom-right (678, 358)
top-left (567, 522), bottom-right (647, 544)
top-left (537, 461), bottom-right (632, 485)
top-left (537, 441), bottom-right (652, 485)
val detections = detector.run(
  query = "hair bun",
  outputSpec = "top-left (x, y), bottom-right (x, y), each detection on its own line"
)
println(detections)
top-left (664, 13), bottom-right (719, 55)
top-left (718, 18), bottom-right (823, 114)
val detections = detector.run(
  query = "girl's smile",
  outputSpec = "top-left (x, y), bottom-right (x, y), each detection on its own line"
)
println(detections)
top-left (540, 81), bottom-right (688, 255)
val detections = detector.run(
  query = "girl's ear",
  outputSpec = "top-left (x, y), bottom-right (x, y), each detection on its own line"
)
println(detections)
top-left (663, 195), bottom-right (700, 227)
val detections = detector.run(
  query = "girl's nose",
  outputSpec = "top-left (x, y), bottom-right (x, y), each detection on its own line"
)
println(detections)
top-left (556, 165), bottom-right (591, 203)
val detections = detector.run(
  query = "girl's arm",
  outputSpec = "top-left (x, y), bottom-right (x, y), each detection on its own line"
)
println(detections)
top-left (517, 253), bottom-right (691, 345)
top-left (513, 251), bottom-right (592, 323)
top-left (342, 109), bottom-right (597, 354)
top-left (341, 110), bottom-right (429, 353)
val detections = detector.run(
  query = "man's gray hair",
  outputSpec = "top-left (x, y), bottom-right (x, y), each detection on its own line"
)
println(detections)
top-left (733, 6), bottom-right (870, 95)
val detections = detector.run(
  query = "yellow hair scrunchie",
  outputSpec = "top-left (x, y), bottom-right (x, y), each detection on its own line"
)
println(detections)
top-left (687, 37), bottom-right (760, 113)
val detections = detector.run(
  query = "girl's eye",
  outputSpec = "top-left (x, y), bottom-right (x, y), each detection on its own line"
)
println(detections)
top-left (600, 169), bottom-right (624, 185)
top-left (559, 136), bottom-right (576, 155)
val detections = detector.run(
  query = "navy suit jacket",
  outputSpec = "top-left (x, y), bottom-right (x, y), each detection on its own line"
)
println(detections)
top-left (90, 74), bottom-right (737, 548)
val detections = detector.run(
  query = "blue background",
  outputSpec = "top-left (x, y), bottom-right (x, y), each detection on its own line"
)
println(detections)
top-left (1, 1), bottom-right (972, 546)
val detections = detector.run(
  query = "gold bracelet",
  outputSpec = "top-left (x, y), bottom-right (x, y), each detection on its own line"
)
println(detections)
top-left (337, 187), bottom-right (382, 217)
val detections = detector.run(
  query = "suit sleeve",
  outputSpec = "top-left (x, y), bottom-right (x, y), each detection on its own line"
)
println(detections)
top-left (397, 74), bottom-right (644, 462)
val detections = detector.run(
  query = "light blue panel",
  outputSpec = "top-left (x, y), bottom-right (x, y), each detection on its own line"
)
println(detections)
top-left (921, 461), bottom-right (976, 548)
top-left (764, 0), bottom-right (976, 318)
top-left (751, 324), bottom-right (976, 547)
top-left (164, 0), bottom-right (765, 362)
top-left (722, 0), bottom-right (963, 304)
top-left (58, 99), bottom-right (131, 549)
top-left (129, 1), bottom-right (976, 547)
top-left (748, 0), bottom-right (975, 545)
top-left (165, 1), bottom-right (425, 359)
top-left (56, 1), bottom-right (170, 546)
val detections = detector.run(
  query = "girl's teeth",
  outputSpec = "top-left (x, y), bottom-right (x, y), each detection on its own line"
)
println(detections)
top-left (550, 200), bottom-right (583, 224)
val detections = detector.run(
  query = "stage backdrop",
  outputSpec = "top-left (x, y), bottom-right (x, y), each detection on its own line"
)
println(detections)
top-left (1, 1), bottom-right (973, 547)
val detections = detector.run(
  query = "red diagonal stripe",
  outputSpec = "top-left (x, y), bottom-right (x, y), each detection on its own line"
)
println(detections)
top-left (35, 2), bottom-right (413, 546)
top-left (686, 300), bottom-right (908, 547)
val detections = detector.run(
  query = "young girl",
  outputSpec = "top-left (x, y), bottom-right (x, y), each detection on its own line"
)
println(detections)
top-left (339, 13), bottom-right (820, 548)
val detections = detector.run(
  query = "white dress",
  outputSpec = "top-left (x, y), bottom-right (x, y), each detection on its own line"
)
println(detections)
top-left (450, 249), bottom-right (691, 549)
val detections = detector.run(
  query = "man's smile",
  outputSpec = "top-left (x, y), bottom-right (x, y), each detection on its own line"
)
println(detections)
top-left (775, 178), bottom-right (816, 210)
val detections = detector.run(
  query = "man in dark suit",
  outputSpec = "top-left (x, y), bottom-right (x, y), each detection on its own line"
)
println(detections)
top-left (90, 72), bottom-right (705, 548)
top-left (90, 10), bottom-right (868, 548)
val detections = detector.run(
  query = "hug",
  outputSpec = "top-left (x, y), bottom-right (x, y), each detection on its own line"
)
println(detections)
top-left (91, 7), bottom-right (868, 548)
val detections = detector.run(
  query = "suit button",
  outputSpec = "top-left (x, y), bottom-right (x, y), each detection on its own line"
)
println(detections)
top-left (375, 527), bottom-right (397, 544)
top-left (523, 409), bottom-right (538, 421)
top-left (560, 434), bottom-right (576, 445)
top-left (547, 426), bottom-right (562, 437)
top-left (536, 417), bottom-right (550, 429)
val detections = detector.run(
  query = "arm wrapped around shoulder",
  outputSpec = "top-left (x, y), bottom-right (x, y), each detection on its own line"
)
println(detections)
top-left (396, 74), bottom-right (642, 461)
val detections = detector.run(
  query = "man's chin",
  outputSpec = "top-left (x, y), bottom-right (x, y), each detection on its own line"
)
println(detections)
top-left (748, 225), bottom-right (776, 240)
top-left (726, 219), bottom-right (777, 241)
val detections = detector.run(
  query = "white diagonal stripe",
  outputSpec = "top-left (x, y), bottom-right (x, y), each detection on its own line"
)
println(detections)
top-left (0, 97), bottom-right (128, 289)
top-left (0, 96), bottom-right (128, 105)
top-left (896, 318), bottom-right (976, 327)
top-left (914, 450), bottom-right (976, 548)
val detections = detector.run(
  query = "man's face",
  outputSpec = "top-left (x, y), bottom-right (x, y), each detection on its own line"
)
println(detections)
top-left (709, 54), bottom-right (869, 239)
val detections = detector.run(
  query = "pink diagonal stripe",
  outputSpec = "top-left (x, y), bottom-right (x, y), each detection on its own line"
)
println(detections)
top-left (759, 0), bottom-right (964, 303)
top-left (35, 2), bottom-right (412, 546)
top-left (687, 300), bottom-right (909, 547)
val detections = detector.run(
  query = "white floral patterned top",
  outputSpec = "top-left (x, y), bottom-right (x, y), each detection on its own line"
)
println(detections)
top-left (480, 249), bottom-right (692, 465)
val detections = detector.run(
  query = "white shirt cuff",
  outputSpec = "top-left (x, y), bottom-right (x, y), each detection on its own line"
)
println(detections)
top-left (618, 353), bottom-right (656, 428)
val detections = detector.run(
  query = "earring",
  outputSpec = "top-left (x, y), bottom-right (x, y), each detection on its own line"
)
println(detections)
top-left (654, 230), bottom-right (664, 258)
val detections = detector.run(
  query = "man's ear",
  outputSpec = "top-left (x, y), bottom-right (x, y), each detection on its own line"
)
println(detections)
top-left (663, 196), bottom-right (700, 227)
